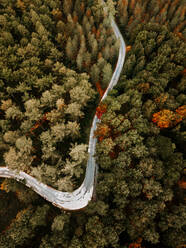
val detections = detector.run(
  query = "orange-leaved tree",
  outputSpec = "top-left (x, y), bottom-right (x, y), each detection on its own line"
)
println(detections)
top-left (152, 105), bottom-right (186, 129)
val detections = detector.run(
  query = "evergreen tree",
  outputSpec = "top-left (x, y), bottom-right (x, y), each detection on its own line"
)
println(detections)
top-left (63, 0), bottom-right (73, 16)
top-left (1, 1), bottom-right (186, 248)
top-left (66, 37), bottom-right (74, 60)
top-left (102, 63), bottom-right (113, 88)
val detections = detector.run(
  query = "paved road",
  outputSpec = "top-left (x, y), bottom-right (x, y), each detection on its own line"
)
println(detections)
top-left (0, 7), bottom-right (126, 210)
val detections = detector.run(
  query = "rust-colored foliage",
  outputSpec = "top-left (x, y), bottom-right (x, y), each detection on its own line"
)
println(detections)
top-left (122, 0), bottom-right (127, 6)
top-left (176, 105), bottom-right (186, 118)
top-left (178, 180), bottom-right (186, 190)
top-left (175, 31), bottom-right (186, 42)
top-left (181, 68), bottom-right (186, 76)
top-left (152, 108), bottom-right (183, 129)
top-left (174, 20), bottom-right (186, 34)
top-left (126, 45), bottom-right (132, 52)
top-left (0, 181), bottom-right (5, 191)
top-left (26, 112), bottom-right (49, 136)
top-left (94, 123), bottom-right (110, 142)
top-left (95, 81), bottom-right (106, 99)
top-left (95, 103), bottom-right (107, 120)
top-left (128, 238), bottom-right (143, 248)
top-left (73, 14), bottom-right (78, 23)
top-left (86, 8), bottom-right (91, 17)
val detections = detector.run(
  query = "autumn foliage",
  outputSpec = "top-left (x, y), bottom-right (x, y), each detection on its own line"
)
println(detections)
top-left (128, 238), bottom-right (143, 248)
top-left (0, 1), bottom-right (186, 248)
top-left (94, 123), bottom-right (110, 142)
top-left (96, 103), bottom-right (107, 119)
top-left (152, 105), bottom-right (185, 129)
top-left (95, 81), bottom-right (106, 99)
top-left (126, 45), bottom-right (132, 52)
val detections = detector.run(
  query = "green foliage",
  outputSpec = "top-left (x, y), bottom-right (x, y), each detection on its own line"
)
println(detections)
top-left (51, 214), bottom-right (70, 232)
top-left (0, 1), bottom-right (186, 248)
top-left (102, 63), bottom-right (113, 88)
top-left (94, 22), bottom-right (186, 247)
top-left (0, 0), bottom-right (120, 190)
top-left (116, 0), bottom-right (186, 39)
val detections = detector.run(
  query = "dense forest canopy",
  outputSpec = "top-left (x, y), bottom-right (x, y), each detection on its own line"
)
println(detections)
top-left (0, 0), bottom-right (186, 247)
top-left (0, 0), bottom-right (119, 190)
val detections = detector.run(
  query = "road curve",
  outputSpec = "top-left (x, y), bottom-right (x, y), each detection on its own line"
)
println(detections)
top-left (0, 7), bottom-right (126, 210)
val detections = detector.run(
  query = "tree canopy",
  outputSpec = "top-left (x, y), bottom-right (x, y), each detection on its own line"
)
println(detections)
top-left (0, 0), bottom-right (186, 247)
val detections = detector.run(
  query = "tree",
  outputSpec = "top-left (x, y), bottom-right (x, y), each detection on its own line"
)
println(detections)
top-left (63, 0), bottom-right (73, 16)
top-left (66, 37), bottom-right (74, 60)
top-left (90, 64), bottom-right (100, 83)
top-left (102, 62), bottom-right (113, 88)
top-left (1, 1), bottom-right (186, 248)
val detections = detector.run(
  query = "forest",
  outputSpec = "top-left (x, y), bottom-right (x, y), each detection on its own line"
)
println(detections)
top-left (0, 0), bottom-right (185, 247)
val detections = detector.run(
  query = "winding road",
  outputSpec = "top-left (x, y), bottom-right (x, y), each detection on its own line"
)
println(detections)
top-left (0, 4), bottom-right (126, 210)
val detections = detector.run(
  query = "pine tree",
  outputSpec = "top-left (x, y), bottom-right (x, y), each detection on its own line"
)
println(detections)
top-left (62, 0), bottom-right (73, 16)
top-left (91, 38), bottom-right (98, 58)
top-left (66, 37), bottom-right (74, 60)
top-left (102, 63), bottom-right (113, 89)
top-left (90, 64), bottom-right (100, 84)
top-left (76, 52), bottom-right (83, 70)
